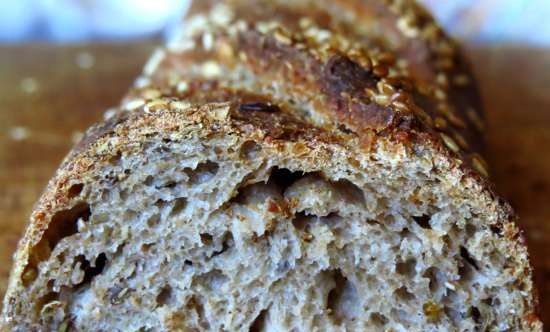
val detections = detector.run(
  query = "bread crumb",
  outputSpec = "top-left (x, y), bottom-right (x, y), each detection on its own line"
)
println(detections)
top-left (76, 52), bottom-right (95, 69)
top-left (71, 131), bottom-right (84, 144)
top-left (20, 78), bottom-right (38, 94)
top-left (8, 126), bottom-right (29, 141)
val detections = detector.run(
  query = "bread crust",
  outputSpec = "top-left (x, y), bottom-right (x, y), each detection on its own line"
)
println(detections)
top-left (1, 0), bottom-right (542, 330)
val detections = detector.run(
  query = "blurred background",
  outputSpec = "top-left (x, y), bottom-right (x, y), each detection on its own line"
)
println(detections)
top-left (0, 0), bottom-right (549, 328)
top-left (0, 0), bottom-right (549, 46)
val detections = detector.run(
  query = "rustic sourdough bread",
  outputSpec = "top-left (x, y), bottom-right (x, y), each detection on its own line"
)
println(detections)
top-left (1, 0), bottom-right (542, 331)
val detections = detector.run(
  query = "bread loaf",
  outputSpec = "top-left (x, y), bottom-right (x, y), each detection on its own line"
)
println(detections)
top-left (1, 0), bottom-right (542, 331)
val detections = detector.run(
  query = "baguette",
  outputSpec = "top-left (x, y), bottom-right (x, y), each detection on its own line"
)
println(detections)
top-left (1, 0), bottom-right (542, 331)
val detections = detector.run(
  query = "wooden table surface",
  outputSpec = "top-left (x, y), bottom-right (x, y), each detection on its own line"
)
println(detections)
top-left (0, 42), bottom-right (549, 326)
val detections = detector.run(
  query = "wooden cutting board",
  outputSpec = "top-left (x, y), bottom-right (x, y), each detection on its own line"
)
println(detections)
top-left (0, 42), bottom-right (549, 326)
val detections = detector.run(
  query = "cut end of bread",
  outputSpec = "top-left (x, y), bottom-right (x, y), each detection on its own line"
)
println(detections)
top-left (2, 103), bottom-right (541, 331)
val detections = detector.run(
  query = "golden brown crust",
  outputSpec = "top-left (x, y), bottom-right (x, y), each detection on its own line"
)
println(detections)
top-left (142, 0), bottom-right (488, 179)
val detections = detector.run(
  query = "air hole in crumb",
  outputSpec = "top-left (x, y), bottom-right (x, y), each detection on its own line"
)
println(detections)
top-left (141, 243), bottom-right (154, 252)
top-left (249, 308), bottom-right (268, 332)
top-left (200, 233), bottom-right (213, 245)
top-left (460, 246), bottom-right (479, 270)
top-left (412, 215), bottom-right (431, 229)
top-left (159, 181), bottom-right (177, 189)
top-left (423, 267), bottom-right (440, 293)
top-left (186, 296), bottom-right (209, 329)
top-left (241, 140), bottom-right (262, 160)
top-left (144, 175), bottom-right (154, 186)
top-left (67, 183), bottom-right (84, 198)
top-left (211, 232), bottom-right (233, 257)
top-left (337, 124), bottom-right (354, 134)
top-left (169, 197), bottom-right (187, 217)
top-left (370, 312), bottom-right (388, 327)
top-left (396, 258), bottom-right (416, 277)
top-left (334, 179), bottom-right (366, 206)
top-left (470, 306), bottom-right (481, 324)
top-left (394, 286), bottom-right (415, 301)
top-left (268, 167), bottom-right (304, 193)
top-left (489, 224), bottom-right (502, 237)
top-left (74, 253), bottom-right (107, 287)
top-left (185, 161), bottom-right (219, 184)
top-left (291, 212), bottom-right (311, 231)
top-left (146, 214), bottom-right (160, 227)
top-left (326, 269), bottom-right (356, 323)
top-left (156, 285), bottom-right (173, 306)
top-left (465, 223), bottom-right (477, 238)
top-left (482, 297), bottom-right (493, 306)
top-left (36, 292), bottom-right (60, 312)
top-left (24, 202), bottom-right (91, 279)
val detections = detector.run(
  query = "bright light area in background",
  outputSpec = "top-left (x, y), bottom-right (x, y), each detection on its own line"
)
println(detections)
top-left (420, 0), bottom-right (550, 46)
top-left (0, 0), bottom-right (191, 42)
top-left (0, 0), bottom-right (549, 45)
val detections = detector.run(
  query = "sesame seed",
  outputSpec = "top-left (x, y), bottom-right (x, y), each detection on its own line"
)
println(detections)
top-left (440, 133), bottom-right (460, 153)
top-left (436, 41), bottom-right (454, 56)
top-left (201, 61), bottom-right (222, 78)
top-left (436, 73), bottom-right (448, 87)
top-left (444, 282), bottom-right (456, 291)
top-left (176, 81), bottom-right (189, 93)
top-left (397, 17), bottom-right (419, 38)
top-left (411, 105), bottom-right (434, 127)
top-left (169, 100), bottom-right (191, 111)
top-left (466, 107), bottom-right (485, 132)
top-left (134, 76), bottom-right (151, 88)
top-left (142, 89), bottom-right (161, 100)
top-left (144, 99), bottom-right (168, 113)
top-left (202, 32), bottom-right (214, 51)
top-left (103, 108), bottom-right (117, 120)
top-left (378, 52), bottom-right (396, 65)
top-left (167, 38), bottom-right (195, 53)
top-left (377, 81), bottom-right (395, 95)
top-left (453, 74), bottom-right (470, 86)
top-left (273, 29), bottom-right (292, 45)
top-left (365, 88), bottom-right (377, 99)
top-left (143, 49), bottom-right (165, 76)
top-left (210, 3), bottom-right (234, 26)
top-left (436, 58), bottom-right (454, 70)
top-left (472, 154), bottom-right (489, 177)
top-left (217, 41), bottom-right (234, 59)
top-left (447, 112), bottom-right (466, 129)
top-left (434, 88), bottom-right (447, 101)
top-left (302, 233), bottom-right (313, 241)
top-left (396, 59), bottom-right (409, 69)
top-left (453, 132), bottom-right (469, 150)
top-left (299, 17), bottom-right (313, 29)
top-left (235, 20), bottom-right (248, 32)
top-left (124, 99), bottom-right (145, 111)
top-left (392, 101), bottom-right (408, 111)
top-left (239, 51), bottom-right (248, 62)
top-left (434, 116), bottom-right (448, 130)
top-left (374, 94), bottom-right (391, 107)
